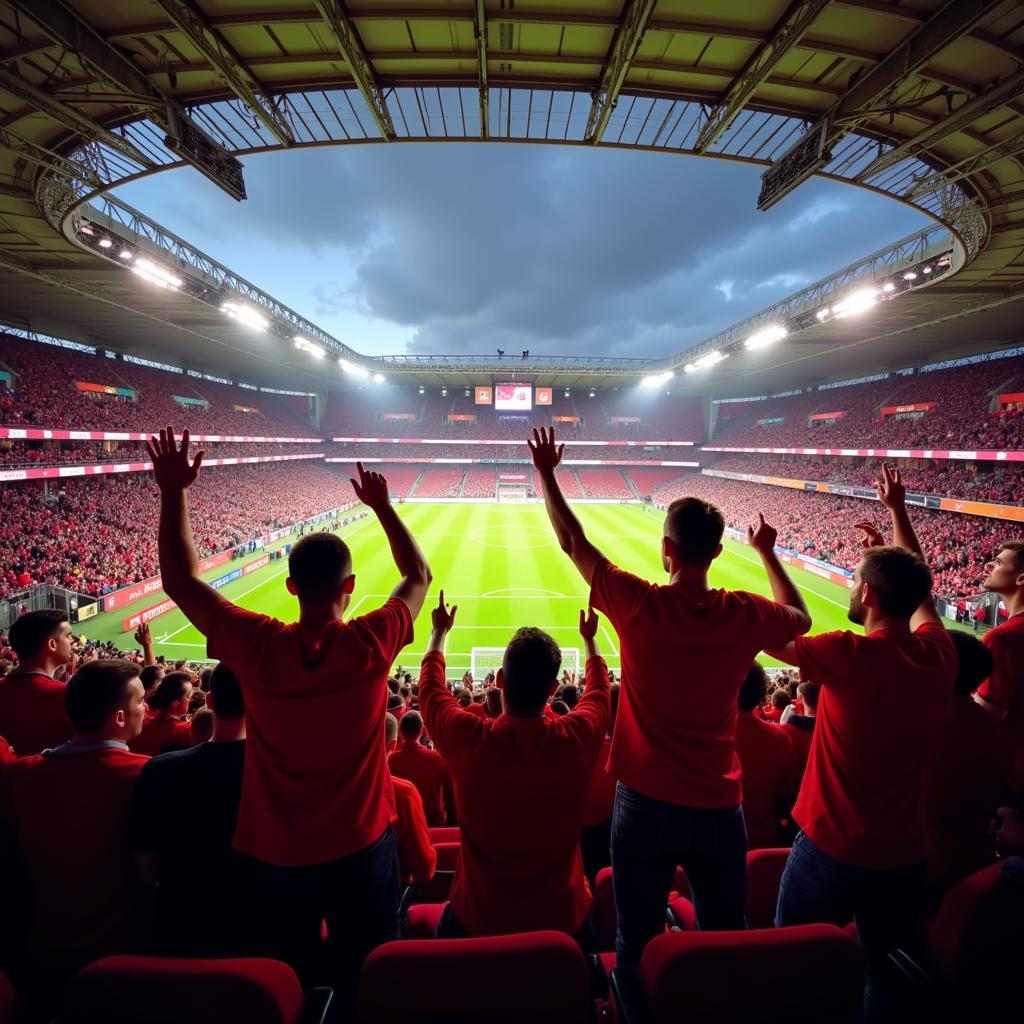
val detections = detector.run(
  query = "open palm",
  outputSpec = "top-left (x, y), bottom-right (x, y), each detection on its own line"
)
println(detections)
top-left (146, 427), bottom-right (204, 492)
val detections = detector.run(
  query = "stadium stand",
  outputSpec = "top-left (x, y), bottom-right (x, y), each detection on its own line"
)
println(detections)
top-left (413, 469), bottom-right (464, 498)
top-left (576, 469), bottom-right (633, 499)
top-left (461, 467), bottom-right (496, 498)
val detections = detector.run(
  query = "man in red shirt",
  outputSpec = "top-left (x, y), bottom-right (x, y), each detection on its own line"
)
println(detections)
top-left (0, 610), bottom-right (73, 755)
top-left (734, 664), bottom-right (799, 850)
top-left (782, 681), bottom-right (818, 775)
top-left (146, 428), bottom-right (430, 1003)
top-left (773, 470), bottom-right (956, 1021)
top-left (420, 593), bottom-right (611, 941)
top-left (0, 659), bottom-right (149, 1003)
top-left (129, 671), bottom-right (194, 755)
top-left (974, 539), bottom-right (1024, 793)
top-left (529, 427), bottom-right (810, 964)
top-left (388, 710), bottom-right (452, 827)
top-left (385, 713), bottom-right (436, 887)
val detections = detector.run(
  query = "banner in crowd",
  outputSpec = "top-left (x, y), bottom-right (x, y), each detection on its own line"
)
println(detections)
top-left (123, 598), bottom-right (177, 633)
top-left (475, 387), bottom-right (492, 405)
top-left (76, 602), bottom-right (98, 621)
top-left (447, 415), bottom-right (475, 422)
top-left (173, 395), bottom-right (209, 407)
top-left (331, 436), bottom-right (695, 446)
top-left (0, 427), bottom-right (321, 442)
top-left (998, 392), bottom-right (1024, 408)
top-left (535, 388), bottom-right (552, 406)
top-left (381, 413), bottom-right (417, 421)
top-left (808, 411), bottom-right (845, 422)
top-left (75, 381), bottom-right (135, 397)
top-left (327, 457), bottom-right (699, 467)
top-left (702, 445), bottom-right (1024, 463)
top-left (880, 402), bottom-right (935, 418)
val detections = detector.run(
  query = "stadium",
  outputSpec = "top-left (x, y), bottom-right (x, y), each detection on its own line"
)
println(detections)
top-left (0, 0), bottom-right (1023, 1022)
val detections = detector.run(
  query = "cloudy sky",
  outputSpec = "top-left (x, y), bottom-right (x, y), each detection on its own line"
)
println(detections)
top-left (114, 143), bottom-right (931, 360)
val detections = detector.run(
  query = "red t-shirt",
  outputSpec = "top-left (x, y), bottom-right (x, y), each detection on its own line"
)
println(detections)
top-left (391, 774), bottom-right (437, 885)
top-left (207, 598), bottom-right (413, 866)
top-left (735, 711), bottom-right (799, 849)
top-left (764, 706), bottom-right (785, 723)
top-left (129, 715), bottom-right (193, 757)
top-left (783, 719), bottom-right (814, 773)
top-left (465, 702), bottom-right (487, 719)
top-left (793, 622), bottom-right (956, 868)
top-left (978, 612), bottom-right (1024, 743)
top-left (590, 559), bottom-right (807, 808)
top-left (0, 671), bottom-right (71, 756)
top-left (419, 650), bottom-right (610, 936)
top-left (582, 736), bottom-right (617, 827)
top-left (1, 745), bottom-right (150, 961)
top-left (388, 739), bottom-right (450, 827)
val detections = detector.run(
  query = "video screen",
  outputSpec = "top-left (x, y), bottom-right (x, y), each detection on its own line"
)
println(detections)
top-left (494, 384), bottom-right (533, 411)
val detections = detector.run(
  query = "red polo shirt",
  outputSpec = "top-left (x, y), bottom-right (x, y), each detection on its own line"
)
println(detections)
top-left (978, 612), bottom-right (1024, 745)
top-left (0, 670), bottom-right (71, 756)
top-left (590, 558), bottom-right (807, 808)
top-left (129, 715), bottom-right (193, 757)
top-left (793, 622), bottom-right (956, 868)
top-left (0, 744), bottom-right (150, 962)
top-left (207, 598), bottom-right (413, 866)
top-left (734, 711), bottom-right (799, 849)
top-left (419, 650), bottom-right (610, 936)
top-left (388, 739), bottom-right (450, 827)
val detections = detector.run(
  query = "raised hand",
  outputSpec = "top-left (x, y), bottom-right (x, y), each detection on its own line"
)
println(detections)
top-left (431, 589), bottom-right (458, 634)
top-left (746, 512), bottom-right (778, 557)
top-left (146, 427), bottom-right (204, 492)
top-left (134, 622), bottom-right (152, 648)
top-left (579, 606), bottom-right (599, 641)
top-left (350, 461), bottom-right (390, 511)
top-left (854, 520), bottom-right (886, 549)
top-left (528, 427), bottom-right (564, 474)
top-left (875, 463), bottom-right (906, 511)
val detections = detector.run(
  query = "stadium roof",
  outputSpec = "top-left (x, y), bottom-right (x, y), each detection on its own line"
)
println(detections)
top-left (1, 0), bottom-right (1023, 396)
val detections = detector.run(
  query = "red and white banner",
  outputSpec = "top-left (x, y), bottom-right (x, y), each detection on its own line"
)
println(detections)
top-left (0, 452), bottom-right (324, 482)
top-left (0, 426), bottom-right (321, 442)
top-left (123, 598), bottom-right (177, 633)
top-left (332, 437), bottom-right (695, 446)
top-left (702, 445), bottom-right (1024, 462)
top-left (326, 457), bottom-right (699, 467)
top-left (243, 554), bottom-right (270, 575)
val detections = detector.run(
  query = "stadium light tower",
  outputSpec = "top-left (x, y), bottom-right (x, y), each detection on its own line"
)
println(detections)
top-left (745, 324), bottom-right (787, 350)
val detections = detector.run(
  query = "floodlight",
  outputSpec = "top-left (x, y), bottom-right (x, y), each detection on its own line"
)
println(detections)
top-left (883, 282), bottom-right (896, 292)
top-left (922, 266), bottom-right (933, 274)
top-left (745, 324), bottom-right (787, 350)
top-left (374, 373), bottom-right (386, 384)
top-left (98, 238), bottom-right (113, 249)
top-left (118, 249), bottom-right (133, 260)
top-left (222, 302), bottom-right (268, 331)
top-left (816, 308), bottom-right (831, 321)
top-left (337, 356), bottom-right (368, 375)
top-left (641, 371), bottom-right (673, 387)
top-left (131, 257), bottom-right (183, 290)
top-left (832, 288), bottom-right (878, 318)
top-left (903, 271), bottom-right (917, 280)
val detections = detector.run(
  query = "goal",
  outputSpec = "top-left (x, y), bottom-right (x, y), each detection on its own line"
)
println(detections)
top-left (497, 481), bottom-right (528, 503)
top-left (471, 646), bottom-right (580, 681)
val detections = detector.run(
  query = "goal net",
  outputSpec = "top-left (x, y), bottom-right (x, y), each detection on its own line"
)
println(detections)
top-left (497, 483), bottom-right (528, 503)
top-left (471, 646), bottom-right (580, 681)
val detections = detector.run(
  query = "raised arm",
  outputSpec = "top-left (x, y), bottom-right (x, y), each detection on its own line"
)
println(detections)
top-left (529, 427), bottom-right (605, 585)
top-left (747, 513), bottom-right (812, 634)
top-left (351, 462), bottom-right (432, 619)
top-left (875, 464), bottom-right (940, 628)
top-left (147, 427), bottom-right (226, 636)
top-left (134, 622), bottom-right (157, 667)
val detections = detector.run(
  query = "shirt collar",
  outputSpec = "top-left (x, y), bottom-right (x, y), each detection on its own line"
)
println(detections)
top-left (43, 739), bottom-right (129, 757)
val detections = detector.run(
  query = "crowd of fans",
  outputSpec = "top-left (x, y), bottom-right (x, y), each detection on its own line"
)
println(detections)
top-left (0, 463), bottom-right (357, 598)
top-left (652, 472), bottom-right (1005, 597)
top-left (0, 334), bottom-right (309, 438)
top-left (708, 455), bottom-right (1024, 506)
top-left (0, 440), bottom-right (321, 469)
top-left (0, 427), bottom-right (1020, 1024)
top-left (328, 440), bottom-right (692, 461)
top-left (713, 357), bottom-right (1024, 450)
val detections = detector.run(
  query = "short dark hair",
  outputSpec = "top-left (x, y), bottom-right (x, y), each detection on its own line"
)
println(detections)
top-left (8, 610), bottom-right (68, 659)
top-left (502, 627), bottom-right (562, 713)
top-left (771, 687), bottom-right (791, 710)
top-left (385, 712), bottom-right (399, 746)
top-left (209, 662), bottom-right (245, 719)
top-left (483, 688), bottom-right (503, 717)
top-left (797, 681), bottom-right (820, 710)
top-left (188, 690), bottom-right (207, 714)
top-left (65, 659), bottom-right (139, 732)
top-left (288, 533), bottom-right (352, 603)
top-left (998, 540), bottom-right (1024, 571)
top-left (456, 688), bottom-right (472, 707)
top-left (139, 665), bottom-right (163, 691)
top-left (399, 710), bottom-right (424, 739)
top-left (737, 664), bottom-right (769, 712)
top-left (550, 700), bottom-right (569, 716)
top-left (387, 693), bottom-right (404, 712)
top-left (860, 547), bottom-right (933, 618)
top-left (190, 707), bottom-right (214, 743)
top-left (949, 631), bottom-right (995, 697)
top-left (388, 676), bottom-right (400, 695)
top-left (560, 684), bottom-right (579, 710)
top-left (664, 498), bottom-right (725, 567)
top-left (148, 670), bottom-right (192, 711)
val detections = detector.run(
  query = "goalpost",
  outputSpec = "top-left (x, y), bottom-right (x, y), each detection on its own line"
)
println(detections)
top-left (496, 480), bottom-right (528, 503)
top-left (471, 646), bottom-right (581, 681)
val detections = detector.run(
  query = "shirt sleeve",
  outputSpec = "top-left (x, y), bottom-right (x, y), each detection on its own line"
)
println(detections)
top-left (397, 784), bottom-right (437, 886)
top-left (351, 598), bottom-right (415, 666)
top-left (561, 656), bottom-right (612, 752)
top-left (747, 592), bottom-right (809, 651)
top-left (794, 631), bottom-right (857, 691)
top-left (590, 559), bottom-right (650, 629)
top-left (979, 627), bottom-right (1018, 713)
top-left (418, 651), bottom-right (482, 763)
top-left (206, 601), bottom-right (278, 672)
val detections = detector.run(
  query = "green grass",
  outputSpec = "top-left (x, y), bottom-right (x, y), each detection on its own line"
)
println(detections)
top-left (80, 502), bottom-right (864, 672)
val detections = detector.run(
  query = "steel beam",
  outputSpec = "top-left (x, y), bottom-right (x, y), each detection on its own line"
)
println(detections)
top-left (584, 0), bottom-right (658, 143)
top-left (0, 125), bottom-right (105, 188)
top-left (694, 0), bottom-right (830, 153)
top-left (152, 0), bottom-right (295, 146)
top-left (313, 0), bottom-right (397, 140)
top-left (905, 128), bottom-right (1024, 199)
top-left (473, 0), bottom-right (489, 138)
top-left (0, 66), bottom-right (156, 169)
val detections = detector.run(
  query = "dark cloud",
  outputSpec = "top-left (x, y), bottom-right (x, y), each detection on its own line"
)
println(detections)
top-left (116, 143), bottom-right (931, 360)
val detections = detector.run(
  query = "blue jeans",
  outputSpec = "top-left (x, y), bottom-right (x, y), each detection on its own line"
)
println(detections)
top-left (776, 831), bottom-right (925, 1023)
top-left (611, 782), bottom-right (748, 966)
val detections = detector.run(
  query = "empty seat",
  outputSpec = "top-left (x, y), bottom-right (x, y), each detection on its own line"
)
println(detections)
top-left (360, 931), bottom-right (593, 1024)
top-left (58, 956), bottom-right (329, 1024)
top-left (612, 925), bottom-right (863, 1024)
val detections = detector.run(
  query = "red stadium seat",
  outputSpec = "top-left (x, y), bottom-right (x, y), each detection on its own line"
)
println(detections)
top-left (596, 865), bottom-right (696, 949)
top-left (402, 903), bottom-right (447, 939)
top-left (359, 931), bottom-right (593, 1024)
top-left (428, 827), bottom-right (460, 845)
top-left (57, 956), bottom-right (330, 1024)
top-left (611, 925), bottom-right (864, 1024)
top-left (433, 841), bottom-right (460, 871)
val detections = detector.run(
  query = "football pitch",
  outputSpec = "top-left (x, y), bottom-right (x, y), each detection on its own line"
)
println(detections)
top-left (79, 502), bottom-right (859, 672)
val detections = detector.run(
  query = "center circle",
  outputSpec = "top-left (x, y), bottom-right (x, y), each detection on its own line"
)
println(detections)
top-left (469, 525), bottom-right (558, 550)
